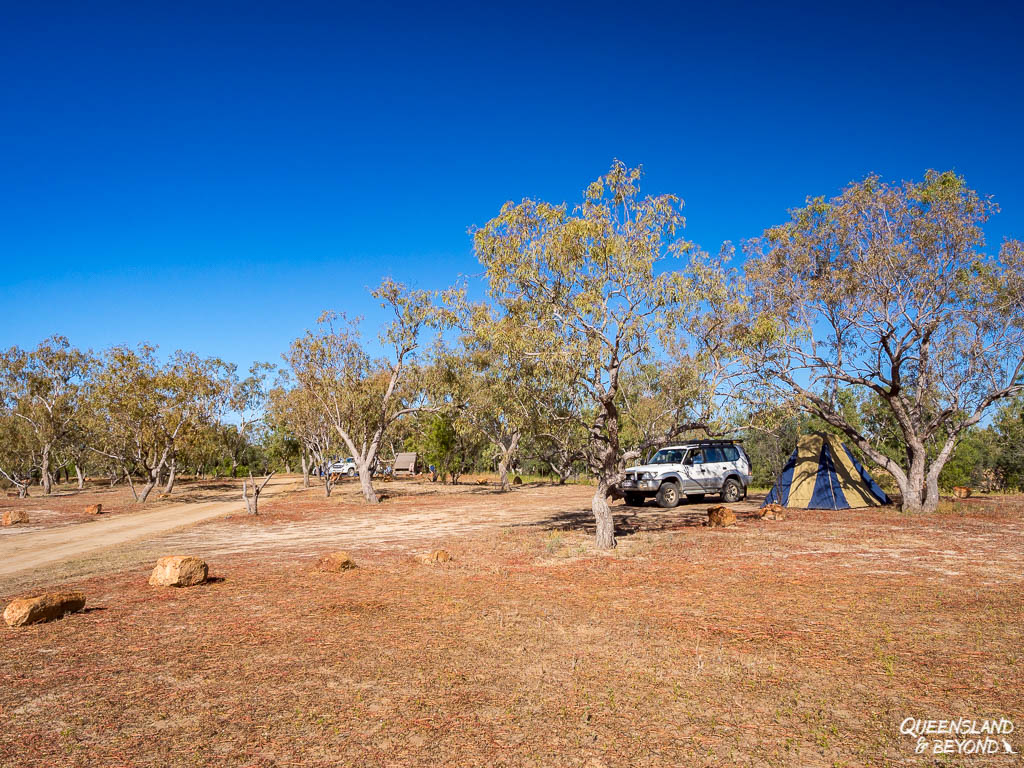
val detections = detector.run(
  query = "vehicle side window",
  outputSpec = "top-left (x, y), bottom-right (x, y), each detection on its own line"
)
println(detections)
top-left (722, 446), bottom-right (739, 462)
top-left (690, 449), bottom-right (704, 465)
top-left (705, 447), bottom-right (725, 463)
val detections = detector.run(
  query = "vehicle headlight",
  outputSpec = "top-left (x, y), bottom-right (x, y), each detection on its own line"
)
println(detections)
top-left (641, 472), bottom-right (654, 480)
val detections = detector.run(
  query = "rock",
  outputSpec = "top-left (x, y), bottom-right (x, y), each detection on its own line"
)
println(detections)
top-left (952, 486), bottom-right (972, 499)
top-left (315, 552), bottom-right (358, 572)
top-left (706, 506), bottom-right (736, 527)
top-left (86, 504), bottom-right (103, 515)
top-left (148, 555), bottom-right (208, 587)
top-left (416, 549), bottom-right (452, 564)
top-left (512, 475), bottom-right (523, 485)
top-left (759, 503), bottom-right (787, 521)
top-left (4, 591), bottom-right (86, 627)
top-left (2, 510), bottom-right (29, 526)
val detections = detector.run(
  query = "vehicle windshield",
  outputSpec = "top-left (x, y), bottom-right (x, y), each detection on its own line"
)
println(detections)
top-left (648, 449), bottom-right (685, 465)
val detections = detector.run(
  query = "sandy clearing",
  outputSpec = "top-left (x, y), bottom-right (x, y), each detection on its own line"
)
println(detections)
top-left (0, 477), bottom-right (299, 585)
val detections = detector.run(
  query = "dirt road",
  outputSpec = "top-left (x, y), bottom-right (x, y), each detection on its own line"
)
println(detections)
top-left (0, 477), bottom-right (298, 585)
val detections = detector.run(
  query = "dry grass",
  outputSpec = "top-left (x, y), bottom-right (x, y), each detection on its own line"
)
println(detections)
top-left (1, 489), bottom-right (1022, 767)
top-left (0, 478), bottom-right (249, 532)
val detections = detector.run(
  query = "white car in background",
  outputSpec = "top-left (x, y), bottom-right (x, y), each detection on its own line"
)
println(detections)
top-left (620, 441), bottom-right (753, 508)
top-left (327, 457), bottom-right (357, 477)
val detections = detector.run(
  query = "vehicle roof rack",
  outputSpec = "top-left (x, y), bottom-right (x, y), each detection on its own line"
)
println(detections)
top-left (660, 439), bottom-right (744, 447)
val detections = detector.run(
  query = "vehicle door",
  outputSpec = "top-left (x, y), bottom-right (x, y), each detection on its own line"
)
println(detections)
top-left (685, 449), bottom-right (715, 493)
top-left (702, 446), bottom-right (729, 490)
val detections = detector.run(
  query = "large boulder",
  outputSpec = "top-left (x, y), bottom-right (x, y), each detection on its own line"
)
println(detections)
top-left (85, 504), bottom-right (103, 515)
top-left (416, 549), bottom-right (452, 564)
top-left (315, 552), bottom-right (358, 572)
top-left (149, 555), bottom-right (208, 587)
top-left (2, 510), bottom-right (29, 526)
top-left (4, 592), bottom-right (86, 627)
top-left (706, 506), bottom-right (737, 527)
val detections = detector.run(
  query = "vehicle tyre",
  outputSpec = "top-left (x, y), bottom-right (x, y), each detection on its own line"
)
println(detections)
top-left (346, 467), bottom-right (356, 477)
top-left (624, 492), bottom-right (645, 507)
top-left (656, 482), bottom-right (680, 509)
top-left (685, 493), bottom-right (705, 503)
top-left (721, 478), bottom-right (743, 503)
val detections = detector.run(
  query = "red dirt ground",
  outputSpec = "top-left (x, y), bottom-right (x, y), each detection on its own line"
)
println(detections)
top-left (1, 486), bottom-right (1021, 767)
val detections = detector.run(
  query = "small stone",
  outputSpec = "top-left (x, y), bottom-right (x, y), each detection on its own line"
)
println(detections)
top-left (706, 506), bottom-right (737, 527)
top-left (2, 510), bottom-right (29, 526)
top-left (315, 552), bottom-right (358, 572)
top-left (416, 549), bottom-right (452, 564)
top-left (4, 592), bottom-right (86, 627)
top-left (149, 555), bottom-right (208, 587)
top-left (86, 504), bottom-right (103, 515)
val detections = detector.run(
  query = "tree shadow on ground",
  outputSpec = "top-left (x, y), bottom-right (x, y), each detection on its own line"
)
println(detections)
top-left (518, 499), bottom-right (770, 539)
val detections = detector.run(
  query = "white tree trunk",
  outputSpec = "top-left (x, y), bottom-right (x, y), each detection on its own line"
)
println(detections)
top-left (357, 461), bottom-right (378, 503)
top-left (163, 456), bottom-right (177, 494)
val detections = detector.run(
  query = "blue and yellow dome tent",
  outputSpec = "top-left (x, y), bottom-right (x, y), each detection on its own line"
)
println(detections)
top-left (763, 433), bottom-right (891, 509)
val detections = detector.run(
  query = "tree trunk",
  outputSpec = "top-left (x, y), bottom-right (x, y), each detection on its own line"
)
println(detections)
top-left (497, 432), bottom-right (521, 492)
top-left (75, 464), bottom-right (84, 490)
top-left (899, 445), bottom-right (928, 514)
top-left (123, 468), bottom-right (138, 501)
top-left (231, 458), bottom-right (238, 478)
top-left (357, 462), bottom-right (378, 503)
top-left (498, 451), bottom-right (512, 492)
top-left (301, 450), bottom-right (310, 489)
top-left (164, 456), bottom-right (177, 494)
top-left (592, 479), bottom-right (616, 549)
top-left (41, 445), bottom-right (52, 495)
top-left (138, 479), bottom-right (157, 503)
top-left (137, 461), bottom-right (163, 503)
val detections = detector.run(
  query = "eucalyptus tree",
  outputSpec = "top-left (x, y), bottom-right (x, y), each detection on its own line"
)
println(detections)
top-left (617, 358), bottom-right (716, 465)
top-left (0, 335), bottom-right (91, 494)
top-left (286, 278), bottom-right (456, 503)
top-left (0, 410), bottom-right (35, 497)
top-left (447, 305), bottom-right (547, 490)
top-left (743, 171), bottom-right (1024, 513)
top-left (222, 362), bottom-right (275, 477)
top-left (90, 345), bottom-right (228, 502)
top-left (266, 384), bottom-right (335, 493)
top-left (530, 400), bottom-right (588, 484)
top-left (474, 161), bottom-right (728, 548)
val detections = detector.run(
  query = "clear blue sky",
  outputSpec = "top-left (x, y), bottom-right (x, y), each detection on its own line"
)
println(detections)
top-left (2, 1), bottom-right (1022, 370)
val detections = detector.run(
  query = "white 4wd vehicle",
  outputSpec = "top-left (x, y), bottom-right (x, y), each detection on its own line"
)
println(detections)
top-left (620, 441), bottom-right (753, 508)
top-left (327, 457), bottom-right (357, 477)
